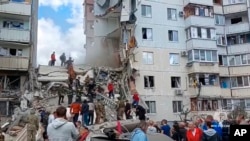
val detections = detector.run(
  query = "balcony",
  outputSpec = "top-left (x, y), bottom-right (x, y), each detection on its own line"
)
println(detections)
top-left (232, 88), bottom-right (250, 97)
top-left (225, 23), bottom-right (249, 34)
top-left (219, 66), bottom-right (229, 76)
top-left (227, 43), bottom-right (250, 54)
top-left (223, 66), bottom-right (250, 76)
top-left (223, 3), bottom-right (247, 14)
top-left (213, 4), bottom-right (223, 14)
top-left (185, 16), bottom-right (214, 28)
top-left (0, 2), bottom-right (31, 16)
top-left (186, 62), bottom-right (219, 74)
top-left (189, 86), bottom-right (221, 97)
top-left (184, 0), bottom-right (213, 6)
top-left (186, 39), bottom-right (217, 50)
top-left (0, 28), bottom-right (30, 43)
top-left (0, 56), bottom-right (29, 71)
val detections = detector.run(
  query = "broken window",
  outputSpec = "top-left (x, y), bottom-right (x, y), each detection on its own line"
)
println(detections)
top-left (7, 76), bottom-right (20, 90)
top-left (141, 5), bottom-right (152, 17)
top-left (3, 20), bottom-right (24, 29)
top-left (9, 49), bottom-right (16, 56)
top-left (168, 30), bottom-right (178, 41)
top-left (171, 77), bottom-right (181, 88)
top-left (144, 76), bottom-right (154, 88)
top-left (231, 17), bottom-right (242, 24)
top-left (169, 53), bottom-right (179, 65)
top-left (142, 28), bottom-right (152, 40)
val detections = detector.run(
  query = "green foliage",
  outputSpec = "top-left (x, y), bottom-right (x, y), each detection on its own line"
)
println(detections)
top-left (227, 106), bottom-right (248, 119)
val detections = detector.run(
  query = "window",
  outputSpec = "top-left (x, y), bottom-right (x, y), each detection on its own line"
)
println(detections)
top-left (233, 99), bottom-right (245, 108)
top-left (142, 28), bottom-right (153, 40)
top-left (222, 99), bottom-right (232, 110)
top-left (219, 55), bottom-right (228, 66)
top-left (245, 99), bottom-right (250, 109)
top-left (167, 8), bottom-right (177, 20)
top-left (168, 30), bottom-right (178, 41)
top-left (243, 76), bottom-right (249, 86)
top-left (172, 101), bottom-right (182, 113)
top-left (9, 49), bottom-right (16, 56)
top-left (17, 49), bottom-right (22, 56)
top-left (216, 35), bottom-right (226, 46)
top-left (215, 15), bottom-right (225, 25)
top-left (213, 0), bottom-right (222, 5)
top-left (144, 76), bottom-right (155, 88)
top-left (231, 76), bottom-right (250, 88)
top-left (143, 52), bottom-right (153, 65)
top-left (194, 7), bottom-right (213, 17)
top-left (169, 53), bottom-right (179, 65)
top-left (3, 20), bottom-right (24, 29)
top-left (228, 0), bottom-right (246, 4)
top-left (186, 27), bottom-right (216, 40)
top-left (231, 17), bottom-right (242, 24)
top-left (188, 50), bottom-right (192, 62)
top-left (171, 77), bottom-right (181, 88)
top-left (145, 101), bottom-right (156, 113)
top-left (141, 5), bottom-right (152, 17)
top-left (190, 50), bottom-right (217, 62)
top-left (228, 56), bottom-right (235, 66)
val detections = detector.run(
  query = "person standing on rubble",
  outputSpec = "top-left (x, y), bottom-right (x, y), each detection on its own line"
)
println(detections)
top-left (50, 52), bottom-right (56, 66)
top-left (60, 53), bottom-right (66, 66)
top-left (66, 57), bottom-right (74, 69)
top-left (117, 98), bottom-right (125, 120)
top-left (108, 80), bottom-right (115, 99)
top-left (135, 105), bottom-right (146, 122)
top-left (81, 100), bottom-right (89, 126)
top-left (88, 100), bottom-right (95, 125)
top-left (67, 83), bottom-right (74, 105)
top-left (70, 99), bottom-right (81, 126)
top-left (125, 100), bottom-right (132, 119)
top-left (27, 108), bottom-right (39, 141)
top-left (58, 85), bottom-right (65, 105)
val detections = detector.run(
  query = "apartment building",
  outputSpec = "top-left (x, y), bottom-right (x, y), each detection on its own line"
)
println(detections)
top-left (85, 0), bottom-right (250, 121)
top-left (0, 0), bottom-right (38, 116)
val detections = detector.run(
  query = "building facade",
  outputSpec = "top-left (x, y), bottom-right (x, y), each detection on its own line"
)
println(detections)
top-left (85, 0), bottom-right (250, 121)
top-left (0, 0), bottom-right (38, 116)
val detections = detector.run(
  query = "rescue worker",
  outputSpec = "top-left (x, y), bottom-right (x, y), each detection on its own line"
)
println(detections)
top-left (95, 100), bottom-right (102, 124)
top-left (27, 108), bottom-right (39, 141)
top-left (67, 84), bottom-right (73, 105)
top-left (60, 53), bottom-right (66, 66)
top-left (117, 98), bottom-right (125, 120)
top-left (58, 85), bottom-right (65, 105)
top-left (50, 52), bottom-right (56, 66)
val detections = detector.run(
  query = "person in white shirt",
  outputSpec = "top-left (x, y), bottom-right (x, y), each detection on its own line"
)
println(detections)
top-left (48, 111), bottom-right (56, 124)
top-left (147, 120), bottom-right (157, 134)
top-left (88, 101), bottom-right (95, 125)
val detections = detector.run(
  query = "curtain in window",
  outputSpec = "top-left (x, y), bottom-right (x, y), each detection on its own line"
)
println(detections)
top-left (201, 28), bottom-right (207, 39)
top-left (191, 27), bottom-right (198, 38)
top-left (173, 31), bottom-right (178, 41)
top-left (212, 51), bottom-right (217, 61)
top-left (171, 9), bottom-right (176, 20)
top-left (200, 50), bottom-right (205, 61)
top-left (206, 50), bottom-right (212, 61)
top-left (194, 50), bottom-right (199, 60)
top-left (210, 29), bottom-right (216, 39)
top-left (231, 77), bottom-right (237, 87)
top-left (146, 29), bottom-right (152, 39)
top-left (204, 8), bottom-right (209, 16)
top-left (243, 76), bottom-right (249, 86)
top-left (147, 53), bottom-right (153, 64)
top-left (195, 7), bottom-right (199, 15)
top-left (146, 6), bottom-right (152, 17)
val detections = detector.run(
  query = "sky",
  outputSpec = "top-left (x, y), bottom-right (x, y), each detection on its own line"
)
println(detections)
top-left (38, 0), bottom-right (86, 66)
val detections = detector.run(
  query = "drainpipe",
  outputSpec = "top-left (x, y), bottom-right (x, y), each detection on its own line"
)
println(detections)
top-left (222, 4), bottom-right (233, 98)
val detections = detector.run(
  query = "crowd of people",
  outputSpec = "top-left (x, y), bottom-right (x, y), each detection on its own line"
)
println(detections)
top-left (131, 114), bottom-right (250, 141)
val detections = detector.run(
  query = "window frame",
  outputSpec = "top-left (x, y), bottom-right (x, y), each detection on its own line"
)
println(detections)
top-left (144, 75), bottom-right (155, 89)
top-left (142, 52), bottom-right (154, 65)
top-left (171, 76), bottom-right (181, 88)
top-left (169, 53), bottom-right (180, 65)
top-left (172, 101), bottom-right (182, 113)
top-left (141, 5), bottom-right (152, 18)
top-left (142, 28), bottom-right (153, 40)
top-left (168, 30), bottom-right (178, 42)
top-left (145, 101), bottom-right (156, 114)
top-left (167, 8), bottom-right (177, 21)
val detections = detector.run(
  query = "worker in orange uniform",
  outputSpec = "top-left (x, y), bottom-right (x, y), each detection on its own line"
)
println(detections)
top-left (70, 99), bottom-right (81, 126)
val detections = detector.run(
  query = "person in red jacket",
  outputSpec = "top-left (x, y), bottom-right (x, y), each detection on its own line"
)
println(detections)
top-left (108, 81), bottom-right (114, 99)
top-left (51, 52), bottom-right (56, 66)
top-left (132, 90), bottom-right (139, 107)
top-left (186, 122), bottom-right (202, 141)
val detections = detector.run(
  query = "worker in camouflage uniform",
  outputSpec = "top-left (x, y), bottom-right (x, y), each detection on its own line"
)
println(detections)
top-left (27, 108), bottom-right (39, 141)
top-left (58, 85), bottom-right (65, 105)
top-left (95, 100), bottom-right (102, 124)
top-left (117, 98), bottom-right (125, 120)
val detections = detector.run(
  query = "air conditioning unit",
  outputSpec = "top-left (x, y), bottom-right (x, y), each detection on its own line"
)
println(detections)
top-left (175, 89), bottom-right (183, 96)
top-left (179, 11), bottom-right (184, 17)
top-left (181, 51), bottom-right (187, 57)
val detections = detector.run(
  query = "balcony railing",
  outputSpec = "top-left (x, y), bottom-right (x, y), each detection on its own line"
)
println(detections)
top-left (0, 56), bottom-right (29, 71)
top-left (223, 3), bottom-right (247, 14)
top-left (0, 2), bottom-right (31, 16)
top-left (184, 0), bottom-right (213, 6)
top-left (0, 28), bottom-right (30, 43)
top-left (225, 23), bottom-right (250, 34)
top-left (185, 16), bottom-right (215, 28)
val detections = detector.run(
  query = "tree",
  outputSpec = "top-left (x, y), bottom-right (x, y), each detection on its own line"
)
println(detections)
top-left (227, 105), bottom-right (248, 119)
top-left (179, 105), bottom-right (191, 121)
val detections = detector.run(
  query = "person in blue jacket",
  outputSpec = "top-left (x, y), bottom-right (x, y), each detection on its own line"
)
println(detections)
top-left (202, 115), bottom-right (222, 138)
top-left (131, 121), bottom-right (149, 141)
